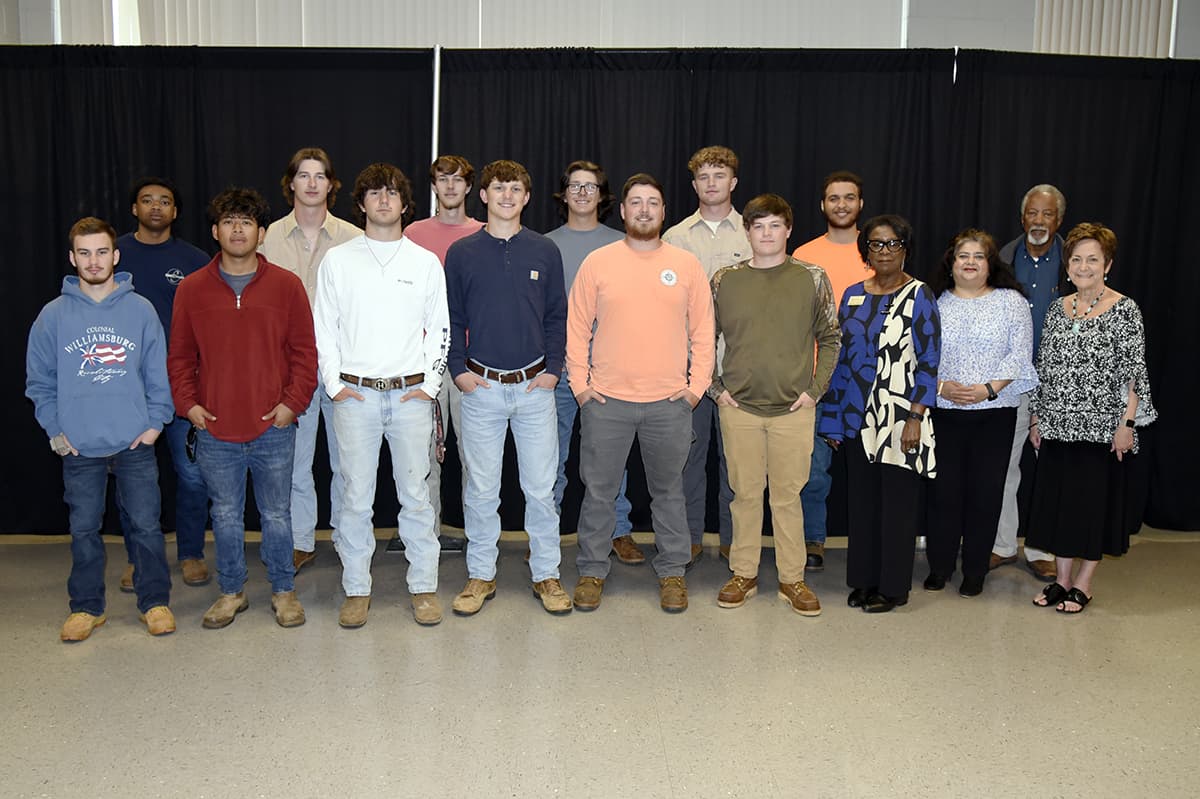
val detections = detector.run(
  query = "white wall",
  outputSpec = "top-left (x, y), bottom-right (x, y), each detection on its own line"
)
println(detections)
top-left (1175, 0), bottom-right (1200, 57)
top-left (907, 0), bottom-right (1036, 50)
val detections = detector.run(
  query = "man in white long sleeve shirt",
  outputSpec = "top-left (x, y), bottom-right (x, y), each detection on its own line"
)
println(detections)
top-left (313, 163), bottom-right (450, 628)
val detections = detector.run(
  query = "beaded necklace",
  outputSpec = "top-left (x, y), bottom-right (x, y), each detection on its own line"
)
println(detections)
top-left (1070, 289), bottom-right (1103, 334)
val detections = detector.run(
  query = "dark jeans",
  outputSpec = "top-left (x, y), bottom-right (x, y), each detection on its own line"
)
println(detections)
top-left (927, 407), bottom-right (1016, 580)
top-left (577, 397), bottom-right (692, 578)
top-left (683, 394), bottom-right (733, 545)
top-left (196, 425), bottom-right (296, 595)
top-left (118, 415), bottom-right (208, 562)
top-left (63, 443), bottom-right (171, 615)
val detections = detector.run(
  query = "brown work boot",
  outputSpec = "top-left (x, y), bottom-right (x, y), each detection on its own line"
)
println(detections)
top-left (659, 576), bottom-right (688, 613)
top-left (778, 580), bottom-right (822, 616)
top-left (452, 578), bottom-right (497, 616)
top-left (718, 545), bottom-right (730, 562)
top-left (292, 549), bottom-right (316, 574)
top-left (60, 612), bottom-right (106, 642)
top-left (339, 596), bottom-right (371, 628)
top-left (573, 576), bottom-right (605, 611)
top-left (271, 591), bottom-right (306, 628)
top-left (686, 543), bottom-right (703, 570)
top-left (119, 564), bottom-right (135, 593)
top-left (180, 558), bottom-right (210, 586)
top-left (532, 578), bottom-right (573, 615)
top-left (412, 593), bottom-right (443, 626)
top-left (611, 535), bottom-right (645, 565)
top-left (202, 592), bottom-right (249, 629)
top-left (717, 575), bottom-right (758, 608)
top-left (140, 605), bottom-right (176, 636)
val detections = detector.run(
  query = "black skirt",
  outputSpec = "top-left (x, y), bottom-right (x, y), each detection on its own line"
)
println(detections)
top-left (1025, 439), bottom-right (1139, 560)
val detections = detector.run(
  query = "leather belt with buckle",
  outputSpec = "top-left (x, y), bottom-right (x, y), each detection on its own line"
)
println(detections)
top-left (466, 359), bottom-right (546, 384)
top-left (339, 372), bottom-right (425, 391)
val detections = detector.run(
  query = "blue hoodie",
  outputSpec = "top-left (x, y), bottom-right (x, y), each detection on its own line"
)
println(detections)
top-left (26, 272), bottom-right (173, 458)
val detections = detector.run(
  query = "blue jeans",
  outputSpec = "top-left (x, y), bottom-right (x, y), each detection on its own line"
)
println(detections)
top-left (461, 377), bottom-right (560, 582)
top-left (63, 443), bottom-right (170, 614)
top-left (333, 382), bottom-right (437, 595)
top-left (800, 428), bottom-right (833, 544)
top-left (196, 425), bottom-right (296, 595)
top-left (554, 375), bottom-right (632, 537)
top-left (292, 384), bottom-right (343, 551)
top-left (118, 415), bottom-right (208, 562)
top-left (683, 394), bottom-right (734, 545)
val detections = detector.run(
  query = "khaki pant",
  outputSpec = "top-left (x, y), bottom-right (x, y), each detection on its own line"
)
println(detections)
top-left (719, 404), bottom-right (815, 584)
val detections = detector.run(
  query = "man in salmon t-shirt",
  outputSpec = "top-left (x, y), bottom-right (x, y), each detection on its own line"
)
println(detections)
top-left (792, 170), bottom-right (870, 572)
top-left (567, 173), bottom-right (715, 614)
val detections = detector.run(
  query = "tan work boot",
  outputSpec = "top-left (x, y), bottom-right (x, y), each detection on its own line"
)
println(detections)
top-left (119, 564), bottom-right (135, 593)
top-left (452, 578), bottom-right (497, 616)
top-left (573, 576), bottom-right (605, 611)
top-left (60, 612), bottom-right (106, 642)
top-left (293, 549), bottom-right (316, 574)
top-left (140, 605), bottom-right (176, 636)
top-left (611, 535), bottom-right (645, 565)
top-left (659, 576), bottom-right (688, 613)
top-left (202, 592), bottom-right (249, 629)
top-left (532, 578), bottom-right (573, 615)
top-left (717, 575), bottom-right (758, 608)
top-left (412, 593), bottom-right (443, 626)
top-left (271, 591), bottom-right (306, 628)
top-left (180, 558), bottom-right (210, 586)
top-left (339, 596), bottom-right (371, 628)
top-left (778, 580), bottom-right (822, 616)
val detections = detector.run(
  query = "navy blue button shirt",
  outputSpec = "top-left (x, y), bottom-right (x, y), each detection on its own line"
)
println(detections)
top-left (445, 226), bottom-right (567, 377)
top-left (1012, 237), bottom-right (1062, 353)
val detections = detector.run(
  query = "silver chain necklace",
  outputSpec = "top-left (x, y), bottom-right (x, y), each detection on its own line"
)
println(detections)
top-left (1070, 289), bottom-right (1103, 334)
top-left (363, 237), bottom-right (401, 270)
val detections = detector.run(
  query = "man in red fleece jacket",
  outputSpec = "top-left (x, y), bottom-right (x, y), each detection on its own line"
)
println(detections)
top-left (168, 188), bottom-right (317, 631)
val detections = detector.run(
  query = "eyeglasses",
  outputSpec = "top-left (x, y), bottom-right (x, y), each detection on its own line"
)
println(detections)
top-left (866, 239), bottom-right (906, 253)
top-left (566, 182), bottom-right (599, 195)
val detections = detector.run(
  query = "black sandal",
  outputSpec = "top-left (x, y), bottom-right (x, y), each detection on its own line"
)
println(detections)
top-left (1055, 587), bottom-right (1091, 614)
top-left (1033, 582), bottom-right (1068, 608)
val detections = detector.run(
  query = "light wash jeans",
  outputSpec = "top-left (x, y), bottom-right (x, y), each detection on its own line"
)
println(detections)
top-left (292, 383), bottom-right (343, 552)
top-left (554, 374), bottom-right (632, 537)
top-left (460, 377), bottom-right (560, 582)
top-left (196, 425), bottom-right (295, 595)
top-left (332, 382), bottom-right (437, 596)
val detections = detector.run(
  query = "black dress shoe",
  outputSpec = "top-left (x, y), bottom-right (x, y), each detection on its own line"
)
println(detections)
top-left (959, 575), bottom-right (985, 597)
top-left (806, 552), bottom-right (824, 571)
top-left (922, 573), bottom-right (946, 592)
top-left (847, 587), bottom-right (871, 608)
top-left (863, 591), bottom-right (909, 613)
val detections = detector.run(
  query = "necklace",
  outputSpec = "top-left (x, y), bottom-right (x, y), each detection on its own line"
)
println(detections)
top-left (1070, 289), bottom-right (1103, 333)
top-left (364, 237), bottom-right (401, 271)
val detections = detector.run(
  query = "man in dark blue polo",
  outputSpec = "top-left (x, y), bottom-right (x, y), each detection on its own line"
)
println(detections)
top-left (445, 159), bottom-right (571, 616)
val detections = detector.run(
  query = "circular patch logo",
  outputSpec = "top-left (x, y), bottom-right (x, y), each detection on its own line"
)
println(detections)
top-left (660, 269), bottom-right (677, 287)
top-left (164, 268), bottom-right (186, 286)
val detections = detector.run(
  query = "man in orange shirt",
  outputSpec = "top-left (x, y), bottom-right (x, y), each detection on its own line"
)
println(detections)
top-left (567, 174), bottom-right (715, 614)
top-left (793, 171), bottom-right (870, 570)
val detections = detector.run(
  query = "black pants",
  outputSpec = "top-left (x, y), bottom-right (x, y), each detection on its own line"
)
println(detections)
top-left (927, 407), bottom-right (1016, 580)
top-left (844, 439), bottom-right (924, 598)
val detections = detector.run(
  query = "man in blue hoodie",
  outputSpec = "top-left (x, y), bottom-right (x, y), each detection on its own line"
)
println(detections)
top-left (26, 217), bottom-right (176, 642)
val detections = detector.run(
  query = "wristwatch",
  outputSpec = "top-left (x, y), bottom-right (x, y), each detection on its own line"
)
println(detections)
top-left (906, 410), bottom-right (924, 422)
top-left (1124, 418), bottom-right (1135, 428)
top-left (984, 382), bottom-right (998, 401)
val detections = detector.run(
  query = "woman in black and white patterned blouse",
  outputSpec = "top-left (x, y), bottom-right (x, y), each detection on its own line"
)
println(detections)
top-left (1026, 223), bottom-right (1156, 614)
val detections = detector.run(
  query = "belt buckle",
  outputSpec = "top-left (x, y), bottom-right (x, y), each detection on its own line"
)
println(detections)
top-left (372, 378), bottom-right (389, 391)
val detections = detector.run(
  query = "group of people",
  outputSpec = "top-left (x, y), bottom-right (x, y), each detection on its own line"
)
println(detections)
top-left (25, 144), bottom-right (1155, 643)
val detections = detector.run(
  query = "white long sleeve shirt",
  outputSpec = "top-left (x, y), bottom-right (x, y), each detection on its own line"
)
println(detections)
top-left (313, 235), bottom-right (450, 399)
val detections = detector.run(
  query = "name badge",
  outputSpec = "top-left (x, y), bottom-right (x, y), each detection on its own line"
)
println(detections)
top-left (848, 295), bottom-right (865, 306)
top-left (529, 270), bottom-right (540, 281)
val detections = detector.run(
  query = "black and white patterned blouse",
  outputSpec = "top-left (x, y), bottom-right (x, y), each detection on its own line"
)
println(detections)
top-left (1031, 296), bottom-right (1157, 450)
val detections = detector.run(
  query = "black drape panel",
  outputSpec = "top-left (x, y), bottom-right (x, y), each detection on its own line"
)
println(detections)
top-left (1, 46), bottom-right (433, 534)
top-left (439, 48), bottom-right (958, 534)
top-left (951, 50), bottom-right (1197, 530)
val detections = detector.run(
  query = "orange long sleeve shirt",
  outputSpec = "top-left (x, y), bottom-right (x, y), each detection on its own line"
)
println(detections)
top-left (567, 240), bottom-right (714, 402)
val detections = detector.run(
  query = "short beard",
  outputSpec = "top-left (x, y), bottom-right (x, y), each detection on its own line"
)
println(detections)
top-left (626, 221), bottom-right (661, 242)
top-left (1027, 230), bottom-right (1050, 246)
top-left (826, 212), bottom-right (858, 231)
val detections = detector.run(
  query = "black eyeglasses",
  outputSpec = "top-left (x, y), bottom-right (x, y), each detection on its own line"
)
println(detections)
top-left (186, 425), bottom-right (198, 462)
top-left (566, 182), bottom-right (599, 195)
top-left (866, 239), bottom-right (906, 253)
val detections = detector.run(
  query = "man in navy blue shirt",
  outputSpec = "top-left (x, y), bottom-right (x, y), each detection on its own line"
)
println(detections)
top-left (992, 183), bottom-right (1067, 583)
top-left (445, 160), bottom-right (572, 616)
top-left (116, 177), bottom-right (211, 590)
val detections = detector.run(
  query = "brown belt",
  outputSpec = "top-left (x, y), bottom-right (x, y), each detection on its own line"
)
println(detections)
top-left (466, 359), bottom-right (546, 384)
top-left (339, 372), bottom-right (425, 391)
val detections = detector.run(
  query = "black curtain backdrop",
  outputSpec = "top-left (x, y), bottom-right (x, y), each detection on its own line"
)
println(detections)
top-left (2, 45), bottom-right (1195, 534)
